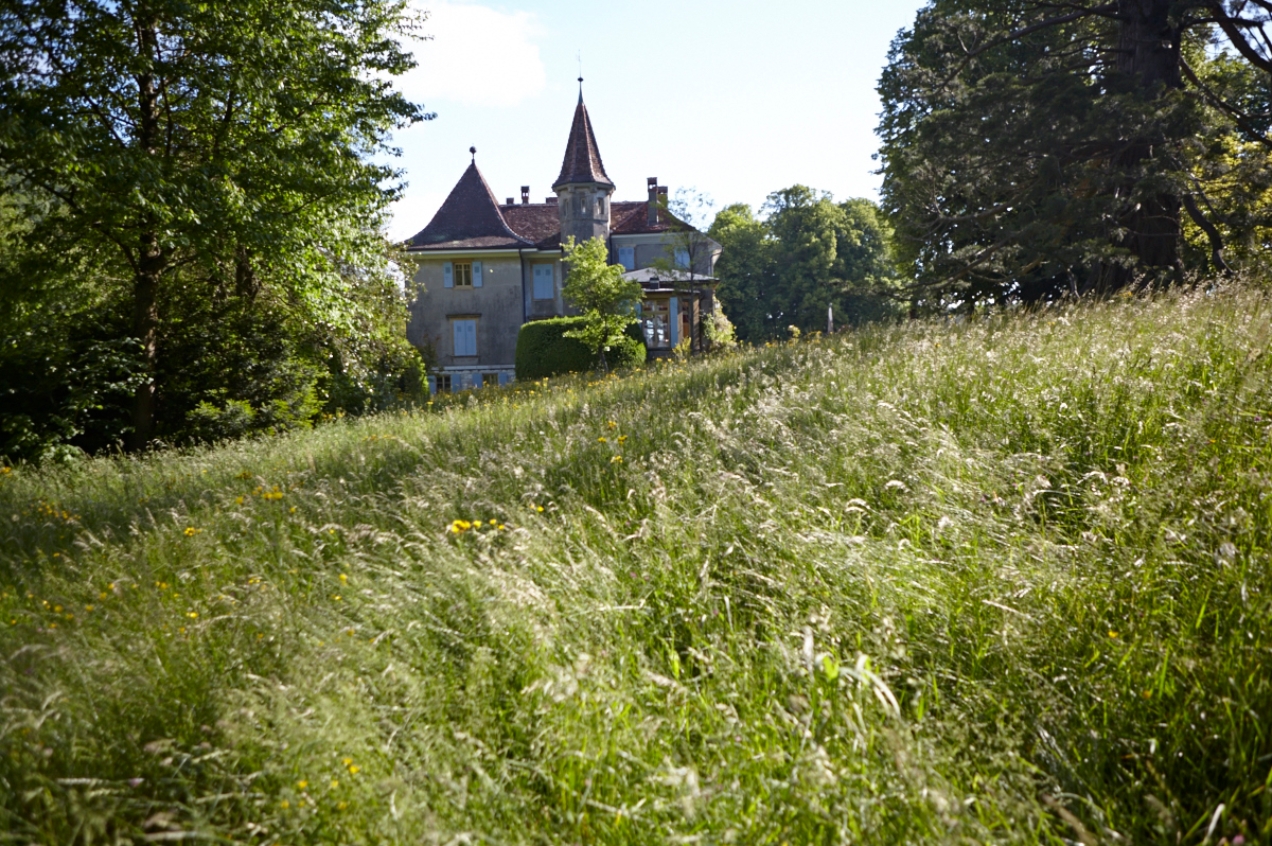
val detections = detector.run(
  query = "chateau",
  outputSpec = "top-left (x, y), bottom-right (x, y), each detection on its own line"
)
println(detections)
top-left (406, 87), bottom-right (721, 392)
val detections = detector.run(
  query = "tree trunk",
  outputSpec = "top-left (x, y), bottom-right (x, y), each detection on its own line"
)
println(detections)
top-left (130, 240), bottom-right (162, 450)
top-left (128, 11), bottom-right (164, 451)
top-left (1100, 0), bottom-right (1184, 288)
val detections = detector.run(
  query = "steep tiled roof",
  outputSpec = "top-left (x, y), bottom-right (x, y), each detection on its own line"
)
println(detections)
top-left (611, 201), bottom-right (692, 235)
top-left (501, 204), bottom-right (562, 249)
top-left (552, 96), bottom-right (614, 190)
top-left (408, 161), bottom-right (529, 250)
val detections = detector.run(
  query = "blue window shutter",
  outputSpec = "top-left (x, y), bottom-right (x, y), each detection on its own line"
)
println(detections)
top-left (473, 261), bottom-right (483, 288)
top-left (618, 247), bottom-right (635, 270)
top-left (443, 262), bottom-right (453, 288)
top-left (427, 375), bottom-right (437, 395)
top-left (499, 372), bottom-right (511, 387)
top-left (453, 321), bottom-right (462, 355)
top-left (668, 297), bottom-right (680, 346)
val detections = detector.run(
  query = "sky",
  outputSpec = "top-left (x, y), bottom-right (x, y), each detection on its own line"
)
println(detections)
top-left (386, 1), bottom-right (929, 240)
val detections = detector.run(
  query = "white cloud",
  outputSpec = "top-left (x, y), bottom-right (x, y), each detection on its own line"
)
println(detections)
top-left (397, 1), bottom-right (546, 108)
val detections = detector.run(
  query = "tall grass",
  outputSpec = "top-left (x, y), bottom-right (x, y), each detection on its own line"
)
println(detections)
top-left (2, 285), bottom-right (1270, 844)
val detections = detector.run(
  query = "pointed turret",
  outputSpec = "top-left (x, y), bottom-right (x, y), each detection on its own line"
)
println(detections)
top-left (554, 82), bottom-right (615, 245)
top-left (553, 88), bottom-right (614, 190)
top-left (409, 158), bottom-right (528, 249)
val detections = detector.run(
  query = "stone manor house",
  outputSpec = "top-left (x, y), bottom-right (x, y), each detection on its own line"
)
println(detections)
top-left (406, 89), bottom-right (722, 393)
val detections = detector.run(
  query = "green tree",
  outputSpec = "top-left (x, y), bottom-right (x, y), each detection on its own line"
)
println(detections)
top-left (561, 236), bottom-right (643, 370)
top-left (877, 0), bottom-right (1272, 306)
top-left (709, 190), bottom-right (900, 342)
top-left (708, 203), bottom-right (777, 343)
top-left (0, 0), bottom-right (429, 449)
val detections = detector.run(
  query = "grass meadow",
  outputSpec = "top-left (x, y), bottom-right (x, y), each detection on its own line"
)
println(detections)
top-left (2, 285), bottom-right (1271, 844)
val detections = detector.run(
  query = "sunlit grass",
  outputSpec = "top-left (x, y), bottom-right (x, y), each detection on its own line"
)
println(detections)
top-left (2, 284), bottom-right (1271, 844)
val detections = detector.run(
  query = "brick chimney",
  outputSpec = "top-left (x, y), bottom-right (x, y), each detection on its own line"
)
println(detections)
top-left (521, 185), bottom-right (530, 205)
top-left (546, 197), bottom-right (557, 205)
top-left (647, 177), bottom-right (658, 227)
top-left (506, 197), bottom-right (514, 205)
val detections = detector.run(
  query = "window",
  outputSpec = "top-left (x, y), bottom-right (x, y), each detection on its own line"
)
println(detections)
top-left (453, 319), bottom-right (477, 357)
top-left (617, 247), bottom-right (635, 271)
top-left (532, 264), bottom-right (554, 300)
top-left (674, 248), bottom-right (690, 269)
top-left (641, 299), bottom-right (671, 350)
top-left (453, 262), bottom-right (473, 287)
top-left (597, 196), bottom-right (606, 216)
top-left (435, 374), bottom-right (453, 394)
top-left (482, 373), bottom-right (499, 388)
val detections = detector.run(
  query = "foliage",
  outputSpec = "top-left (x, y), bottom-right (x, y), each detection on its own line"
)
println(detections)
top-left (2, 283), bottom-right (1271, 843)
top-left (0, 0), bottom-right (429, 448)
top-left (515, 316), bottom-right (645, 381)
top-left (877, 0), bottom-right (1272, 306)
top-left (709, 191), bottom-right (902, 343)
top-left (560, 236), bottom-right (644, 368)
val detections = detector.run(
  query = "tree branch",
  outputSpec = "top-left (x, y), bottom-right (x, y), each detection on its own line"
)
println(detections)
top-left (1181, 193), bottom-right (1233, 275)
top-left (1180, 58), bottom-right (1272, 149)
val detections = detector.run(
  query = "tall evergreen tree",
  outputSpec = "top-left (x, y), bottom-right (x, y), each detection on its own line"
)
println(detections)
top-left (878, 0), bottom-right (1272, 305)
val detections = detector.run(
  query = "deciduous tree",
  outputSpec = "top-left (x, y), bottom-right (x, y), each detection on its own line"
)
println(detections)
top-left (0, 0), bottom-right (429, 449)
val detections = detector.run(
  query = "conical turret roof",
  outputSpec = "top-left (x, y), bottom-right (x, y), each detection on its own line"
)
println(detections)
top-left (552, 94), bottom-right (614, 191)
top-left (409, 160), bottom-right (529, 249)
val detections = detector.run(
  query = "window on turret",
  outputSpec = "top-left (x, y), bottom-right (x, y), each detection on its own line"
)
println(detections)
top-left (597, 196), bottom-right (606, 215)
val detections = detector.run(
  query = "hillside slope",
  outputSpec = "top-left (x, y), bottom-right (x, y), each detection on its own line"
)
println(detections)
top-left (2, 288), bottom-right (1271, 844)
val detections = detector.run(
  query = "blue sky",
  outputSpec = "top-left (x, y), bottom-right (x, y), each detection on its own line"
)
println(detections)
top-left (387, 1), bottom-right (928, 240)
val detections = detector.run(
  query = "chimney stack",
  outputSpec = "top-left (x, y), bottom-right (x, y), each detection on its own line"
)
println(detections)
top-left (506, 197), bottom-right (514, 205)
top-left (521, 185), bottom-right (530, 205)
top-left (546, 196), bottom-right (558, 205)
top-left (647, 177), bottom-right (658, 226)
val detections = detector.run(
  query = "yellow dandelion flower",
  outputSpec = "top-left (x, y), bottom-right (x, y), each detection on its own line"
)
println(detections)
top-left (279, 800), bottom-right (290, 810)
top-left (535, 505), bottom-right (544, 513)
top-left (187, 611), bottom-right (199, 619)
top-left (607, 420), bottom-right (618, 429)
top-left (297, 780), bottom-right (309, 790)
top-left (597, 436), bottom-right (608, 443)
top-left (342, 757), bottom-right (353, 766)
top-left (53, 605), bottom-right (62, 613)
top-left (331, 594), bottom-right (341, 602)
top-left (618, 435), bottom-right (627, 444)
top-left (347, 764), bottom-right (361, 775)
top-left (1108, 630), bottom-right (1118, 639)
top-left (235, 496), bottom-right (245, 505)
top-left (183, 527), bottom-right (201, 537)
top-left (337, 801), bottom-right (348, 811)
top-left (330, 779), bottom-right (340, 789)
top-left (611, 455), bottom-right (623, 464)
top-left (489, 519), bottom-right (497, 526)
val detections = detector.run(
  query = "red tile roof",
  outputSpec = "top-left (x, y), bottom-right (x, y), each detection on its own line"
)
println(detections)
top-left (500, 204), bottom-right (561, 249)
top-left (552, 96), bottom-right (614, 190)
top-left (408, 161), bottom-right (530, 250)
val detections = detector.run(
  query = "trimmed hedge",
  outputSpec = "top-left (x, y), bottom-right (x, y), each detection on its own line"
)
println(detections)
top-left (515, 316), bottom-right (646, 381)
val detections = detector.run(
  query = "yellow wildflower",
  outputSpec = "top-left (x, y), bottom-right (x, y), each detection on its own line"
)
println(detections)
top-left (183, 527), bottom-right (201, 537)
top-left (597, 436), bottom-right (608, 443)
top-left (339, 573), bottom-right (348, 584)
top-left (297, 780), bottom-right (309, 790)
top-left (611, 455), bottom-right (623, 464)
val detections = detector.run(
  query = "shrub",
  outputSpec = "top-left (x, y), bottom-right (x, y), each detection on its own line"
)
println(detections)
top-left (515, 317), bottom-right (645, 381)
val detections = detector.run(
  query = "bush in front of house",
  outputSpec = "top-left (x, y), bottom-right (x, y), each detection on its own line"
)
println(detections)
top-left (515, 317), bottom-right (646, 381)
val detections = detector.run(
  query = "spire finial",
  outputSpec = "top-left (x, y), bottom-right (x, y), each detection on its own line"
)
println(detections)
top-left (469, 146), bottom-right (476, 162)
top-left (577, 51), bottom-right (584, 102)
